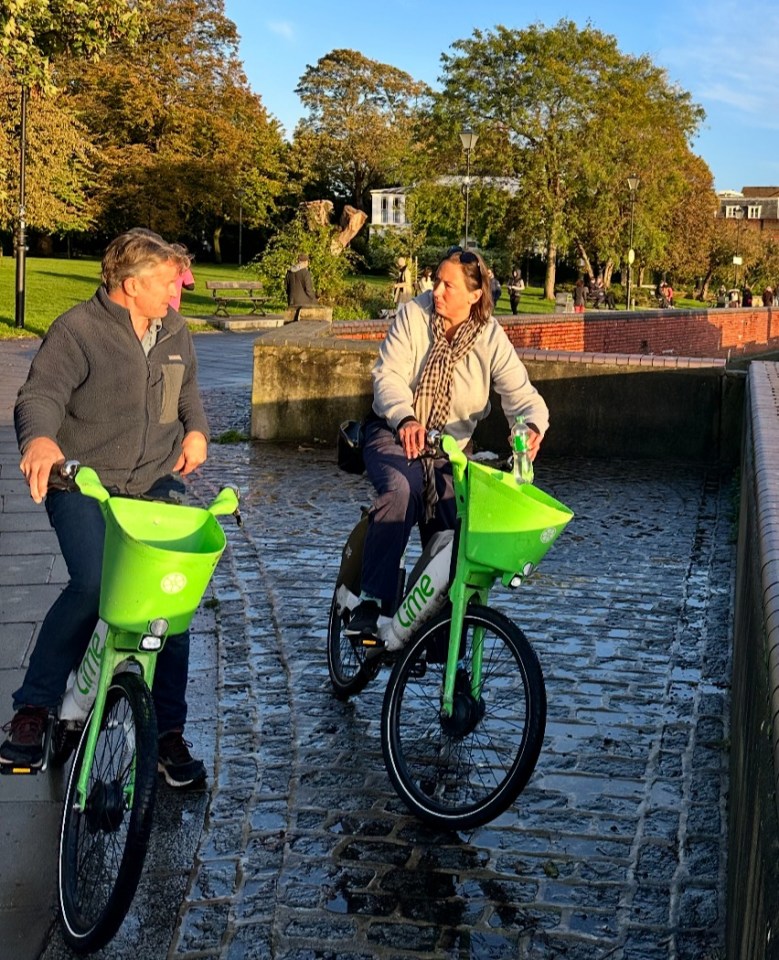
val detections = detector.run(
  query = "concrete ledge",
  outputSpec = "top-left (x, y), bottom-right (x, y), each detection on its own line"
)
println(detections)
top-left (729, 360), bottom-right (779, 954)
top-left (250, 319), bottom-right (743, 463)
top-left (284, 306), bottom-right (334, 322)
top-left (216, 315), bottom-right (287, 332)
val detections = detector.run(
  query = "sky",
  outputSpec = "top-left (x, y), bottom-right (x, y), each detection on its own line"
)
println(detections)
top-left (223, 0), bottom-right (779, 194)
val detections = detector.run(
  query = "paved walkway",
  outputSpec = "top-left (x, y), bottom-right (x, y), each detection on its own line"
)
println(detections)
top-left (0, 334), bottom-right (733, 959)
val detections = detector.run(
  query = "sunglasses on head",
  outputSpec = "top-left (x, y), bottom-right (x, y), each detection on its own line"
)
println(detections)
top-left (446, 247), bottom-right (482, 281)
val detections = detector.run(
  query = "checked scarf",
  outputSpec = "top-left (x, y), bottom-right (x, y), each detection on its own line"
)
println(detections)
top-left (413, 311), bottom-right (484, 520)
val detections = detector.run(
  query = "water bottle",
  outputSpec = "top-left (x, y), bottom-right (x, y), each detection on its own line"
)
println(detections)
top-left (59, 620), bottom-right (109, 721)
top-left (379, 531), bottom-right (454, 652)
top-left (511, 416), bottom-right (534, 485)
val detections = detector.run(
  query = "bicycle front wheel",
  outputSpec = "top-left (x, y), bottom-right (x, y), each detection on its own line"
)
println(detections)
top-left (327, 591), bottom-right (380, 700)
top-left (59, 672), bottom-right (158, 953)
top-left (381, 604), bottom-right (546, 830)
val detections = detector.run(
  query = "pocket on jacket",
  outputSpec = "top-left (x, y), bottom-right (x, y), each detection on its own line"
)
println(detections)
top-left (160, 363), bottom-right (185, 423)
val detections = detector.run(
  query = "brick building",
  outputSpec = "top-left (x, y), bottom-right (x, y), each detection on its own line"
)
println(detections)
top-left (717, 187), bottom-right (779, 234)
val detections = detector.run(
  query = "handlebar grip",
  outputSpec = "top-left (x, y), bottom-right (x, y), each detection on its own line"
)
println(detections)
top-left (46, 459), bottom-right (82, 493)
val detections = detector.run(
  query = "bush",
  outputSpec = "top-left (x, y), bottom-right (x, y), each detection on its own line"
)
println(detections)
top-left (248, 213), bottom-right (357, 305)
top-left (332, 280), bottom-right (394, 320)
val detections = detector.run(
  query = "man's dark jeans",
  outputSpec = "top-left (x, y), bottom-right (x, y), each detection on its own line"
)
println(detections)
top-left (13, 480), bottom-right (190, 734)
top-left (361, 417), bottom-right (456, 604)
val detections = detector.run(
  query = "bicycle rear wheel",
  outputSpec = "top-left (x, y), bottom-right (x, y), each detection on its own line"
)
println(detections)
top-left (327, 591), bottom-right (380, 700)
top-left (59, 672), bottom-right (158, 953)
top-left (381, 604), bottom-right (546, 830)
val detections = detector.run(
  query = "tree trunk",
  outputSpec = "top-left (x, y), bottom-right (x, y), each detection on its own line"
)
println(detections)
top-left (213, 224), bottom-right (223, 264)
top-left (699, 268), bottom-right (714, 301)
top-left (544, 238), bottom-right (557, 299)
top-left (603, 259), bottom-right (614, 287)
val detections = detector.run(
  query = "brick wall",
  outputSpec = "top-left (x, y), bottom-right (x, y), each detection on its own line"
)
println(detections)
top-left (335, 307), bottom-right (779, 359)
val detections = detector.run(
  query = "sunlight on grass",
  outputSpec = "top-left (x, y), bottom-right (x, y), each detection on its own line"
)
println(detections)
top-left (1, 255), bottom-right (708, 339)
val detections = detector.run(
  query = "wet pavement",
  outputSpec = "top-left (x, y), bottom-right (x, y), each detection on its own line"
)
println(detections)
top-left (1, 333), bottom-right (733, 959)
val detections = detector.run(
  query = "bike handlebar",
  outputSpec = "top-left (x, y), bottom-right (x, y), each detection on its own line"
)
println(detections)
top-left (46, 460), bottom-right (242, 525)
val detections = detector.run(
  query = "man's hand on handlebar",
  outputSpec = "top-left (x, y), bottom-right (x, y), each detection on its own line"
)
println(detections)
top-left (174, 430), bottom-right (208, 476)
top-left (20, 436), bottom-right (66, 504)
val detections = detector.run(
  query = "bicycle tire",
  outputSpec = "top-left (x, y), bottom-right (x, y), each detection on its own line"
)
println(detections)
top-left (58, 672), bottom-right (158, 953)
top-left (381, 604), bottom-right (546, 830)
top-left (327, 591), bottom-right (380, 700)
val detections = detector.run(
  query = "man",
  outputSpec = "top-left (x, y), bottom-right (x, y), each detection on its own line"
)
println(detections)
top-left (284, 252), bottom-right (318, 316)
top-left (0, 231), bottom-right (210, 787)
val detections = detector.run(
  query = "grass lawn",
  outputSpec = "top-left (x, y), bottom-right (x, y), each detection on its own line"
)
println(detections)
top-left (0, 255), bottom-right (701, 339)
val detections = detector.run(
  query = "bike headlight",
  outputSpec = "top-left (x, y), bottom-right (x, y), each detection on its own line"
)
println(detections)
top-left (148, 618), bottom-right (169, 638)
top-left (139, 635), bottom-right (163, 651)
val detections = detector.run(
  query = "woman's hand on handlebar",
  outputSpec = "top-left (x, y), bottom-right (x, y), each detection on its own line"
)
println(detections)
top-left (397, 419), bottom-right (428, 459)
top-left (20, 436), bottom-right (66, 504)
top-left (527, 428), bottom-right (543, 462)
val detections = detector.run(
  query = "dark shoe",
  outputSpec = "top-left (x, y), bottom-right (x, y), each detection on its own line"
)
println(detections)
top-left (344, 600), bottom-right (380, 638)
top-left (0, 706), bottom-right (49, 768)
top-left (157, 730), bottom-right (206, 788)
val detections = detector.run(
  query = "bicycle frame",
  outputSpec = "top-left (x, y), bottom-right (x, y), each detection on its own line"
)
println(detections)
top-left (68, 466), bottom-right (240, 809)
top-left (439, 434), bottom-right (571, 717)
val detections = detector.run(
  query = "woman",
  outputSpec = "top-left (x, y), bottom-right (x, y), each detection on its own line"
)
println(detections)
top-left (573, 278), bottom-right (586, 313)
top-left (507, 268), bottom-right (525, 314)
top-left (346, 249), bottom-right (549, 640)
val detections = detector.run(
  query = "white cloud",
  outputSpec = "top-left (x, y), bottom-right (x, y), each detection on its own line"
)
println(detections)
top-left (267, 20), bottom-right (295, 41)
top-left (662, 1), bottom-right (779, 123)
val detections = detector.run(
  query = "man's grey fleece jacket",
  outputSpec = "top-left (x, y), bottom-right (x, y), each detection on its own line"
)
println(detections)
top-left (15, 286), bottom-right (210, 496)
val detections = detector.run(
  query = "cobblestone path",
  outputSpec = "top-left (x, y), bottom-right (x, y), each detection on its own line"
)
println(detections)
top-left (40, 379), bottom-right (734, 960)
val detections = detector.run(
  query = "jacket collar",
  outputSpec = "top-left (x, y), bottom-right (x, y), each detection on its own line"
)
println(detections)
top-left (95, 285), bottom-right (185, 339)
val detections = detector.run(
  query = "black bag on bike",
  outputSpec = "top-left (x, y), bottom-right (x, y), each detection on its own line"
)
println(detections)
top-left (337, 419), bottom-right (366, 475)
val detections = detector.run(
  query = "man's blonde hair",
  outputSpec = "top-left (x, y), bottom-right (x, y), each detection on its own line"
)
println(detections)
top-left (102, 231), bottom-right (190, 291)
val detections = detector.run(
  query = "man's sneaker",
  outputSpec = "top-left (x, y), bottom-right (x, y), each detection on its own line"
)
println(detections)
top-left (157, 730), bottom-right (206, 788)
top-left (344, 599), bottom-right (380, 638)
top-left (0, 706), bottom-right (49, 768)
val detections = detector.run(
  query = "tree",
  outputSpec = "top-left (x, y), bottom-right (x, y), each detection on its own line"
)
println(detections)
top-left (294, 49), bottom-right (429, 210)
top-left (57, 0), bottom-right (287, 259)
top-left (437, 21), bottom-right (705, 298)
top-left (0, 0), bottom-right (144, 89)
top-left (0, 67), bottom-right (95, 236)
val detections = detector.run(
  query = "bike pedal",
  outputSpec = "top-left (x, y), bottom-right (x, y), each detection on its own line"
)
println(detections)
top-left (0, 762), bottom-right (41, 776)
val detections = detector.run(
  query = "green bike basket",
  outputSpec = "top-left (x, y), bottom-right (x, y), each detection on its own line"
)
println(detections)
top-left (99, 497), bottom-right (227, 634)
top-left (464, 461), bottom-right (573, 575)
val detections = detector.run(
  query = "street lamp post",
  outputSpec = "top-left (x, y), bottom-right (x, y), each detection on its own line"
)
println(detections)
top-left (732, 206), bottom-right (745, 288)
top-left (238, 200), bottom-right (243, 267)
top-left (459, 129), bottom-right (478, 250)
top-left (626, 175), bottom-right (639, 311)
top-left (15, 86), bottom-right (28, 329)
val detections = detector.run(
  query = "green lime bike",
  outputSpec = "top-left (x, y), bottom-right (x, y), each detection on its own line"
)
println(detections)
top-left (3, 461), bottom-right (240, 953)
top-left (328, 433), bottom-right (573, 830)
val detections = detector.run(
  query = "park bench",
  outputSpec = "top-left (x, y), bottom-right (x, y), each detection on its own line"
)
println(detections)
top-left (205, 280), bottom-right (269, 317)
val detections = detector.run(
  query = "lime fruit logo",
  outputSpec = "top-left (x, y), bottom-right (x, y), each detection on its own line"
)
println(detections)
top-left (161, 572), bottom-right (188, 594)
top-left (540, 527), bottom-right (557, 544)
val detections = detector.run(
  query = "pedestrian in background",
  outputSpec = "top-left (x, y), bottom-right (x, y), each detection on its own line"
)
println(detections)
top-left (573, 278), bottom-right (586, 313)
top-left (169, 242), bottom-right (195, 312)
top-left (285, 253), bottom-right (318, 318)
top-left (507, 268), bottom-right (525, 314)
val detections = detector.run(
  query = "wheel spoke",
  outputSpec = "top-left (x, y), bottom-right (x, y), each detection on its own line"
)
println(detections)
top-left (382, 606), bottom-right (546, 829)
top-left (59, 673), bottom-right (157, 951)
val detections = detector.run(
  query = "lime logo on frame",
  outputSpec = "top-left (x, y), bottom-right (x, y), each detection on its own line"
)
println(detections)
top-left (161, 572), bottom-right (188, 594)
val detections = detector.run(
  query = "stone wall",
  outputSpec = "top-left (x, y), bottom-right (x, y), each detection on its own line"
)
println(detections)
top-left (335, 305), bottom-right (779, 360)
top-left (728, 362), bottom-right (779, 959)
top-left (251, 323), bottom-right (744, 464)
